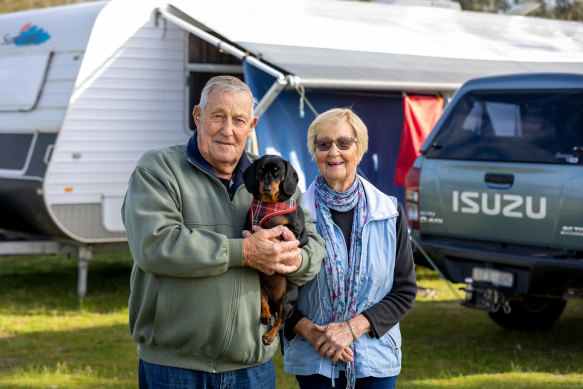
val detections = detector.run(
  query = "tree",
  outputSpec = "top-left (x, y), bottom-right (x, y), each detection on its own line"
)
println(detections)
top-left (531, 0), bottom-right (583, 21)
top-left (456, 0), bottom-right (583, 20)
top-left (457, 0), bottom-right (510, 13)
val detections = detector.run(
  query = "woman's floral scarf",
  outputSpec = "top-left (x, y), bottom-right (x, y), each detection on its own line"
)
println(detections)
top-left (314, 174), bottom-right (367, 389)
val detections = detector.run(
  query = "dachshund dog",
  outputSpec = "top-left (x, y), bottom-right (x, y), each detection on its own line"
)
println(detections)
top-left (243, 155), bottom-right (308, 345)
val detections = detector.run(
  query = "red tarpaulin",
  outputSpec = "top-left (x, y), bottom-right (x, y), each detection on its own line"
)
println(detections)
top-left (394, 94), bottom-right (443, 186)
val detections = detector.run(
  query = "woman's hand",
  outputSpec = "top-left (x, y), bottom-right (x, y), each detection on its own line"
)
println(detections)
top-left (315, 315), bottom-right (371, 362)
top-left (294, 317), bottom-right (325, 347)
top-left (314, 322), bottom-right (354, 363)
top-left (294, 318), bottom-right (354, 363)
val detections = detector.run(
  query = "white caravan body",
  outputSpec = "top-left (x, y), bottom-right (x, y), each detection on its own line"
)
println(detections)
top-left (0, 1), bottom-right (189, 243)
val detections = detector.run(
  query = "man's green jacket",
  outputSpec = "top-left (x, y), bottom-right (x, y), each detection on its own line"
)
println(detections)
top-left (122, 137), bottom-right (325, 373)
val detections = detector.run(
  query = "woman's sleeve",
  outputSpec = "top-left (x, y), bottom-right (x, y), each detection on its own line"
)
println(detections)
top-left (283, 309), bottom-right (306, 341)
top-left (361, 202), bottom-right (418, 338)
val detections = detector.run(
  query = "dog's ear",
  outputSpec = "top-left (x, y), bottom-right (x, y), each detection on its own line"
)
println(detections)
top-left (243, 160), bottom-right (260, 196)
top-left (280, 160), bottom-right (299, 200)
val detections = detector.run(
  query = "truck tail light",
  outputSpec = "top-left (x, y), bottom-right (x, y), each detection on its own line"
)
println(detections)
top-left (405, 167), bottom-right (420, 230)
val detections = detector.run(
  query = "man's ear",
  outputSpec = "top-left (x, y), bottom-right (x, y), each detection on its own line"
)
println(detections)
top-left (247, 117), bottom-right (258, 139)
top-left (193, 106), bottom-right (202, 126)
top-left (243, 160), bottom-right (260, 196)
top-left (281, 161), bottom-right (299, 199)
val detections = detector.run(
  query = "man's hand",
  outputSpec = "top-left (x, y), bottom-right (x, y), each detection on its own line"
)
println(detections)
top-left (242, 225), bottom-right (302, 275)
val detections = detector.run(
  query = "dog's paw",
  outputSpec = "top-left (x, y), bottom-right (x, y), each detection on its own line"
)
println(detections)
top-left (260, 314), bottom-right (271, 325)
top-left (262, 334), bottom-right (275, 345)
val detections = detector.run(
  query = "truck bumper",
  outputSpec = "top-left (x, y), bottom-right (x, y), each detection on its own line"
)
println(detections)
top-left (414, 235), bottom-right (583, 298)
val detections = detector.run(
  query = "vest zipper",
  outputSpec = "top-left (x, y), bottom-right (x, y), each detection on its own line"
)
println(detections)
top-left (386, 332), bottom-right (399, 354)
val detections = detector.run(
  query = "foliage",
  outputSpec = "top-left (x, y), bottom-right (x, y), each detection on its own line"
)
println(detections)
top-left (457, 0), bottom-right (510, 13)
top-left (530, 0), bottom-right (583, 20)
top-left (0, 0), bottom-right (95, 14)
top-left (456, 0), bottom-right (583, 20)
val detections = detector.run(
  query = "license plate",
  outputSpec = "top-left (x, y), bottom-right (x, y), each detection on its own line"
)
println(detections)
top-left (472, 268), bottom-right (513, 287)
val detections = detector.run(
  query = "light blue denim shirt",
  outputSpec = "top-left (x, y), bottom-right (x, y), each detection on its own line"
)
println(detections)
top-left (284, 176), bottom-right (402, 379)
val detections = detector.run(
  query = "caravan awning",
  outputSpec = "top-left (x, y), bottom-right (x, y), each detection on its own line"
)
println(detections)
top-left (164, 0), bottom-right (583, 92)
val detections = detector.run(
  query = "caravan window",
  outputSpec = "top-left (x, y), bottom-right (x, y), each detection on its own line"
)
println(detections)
top-left (0, 52), bottom-right (51, 111)
top-left (187, 34), bottom-right (244, 130)
top-left (0, 133), bottom-right (35, 172)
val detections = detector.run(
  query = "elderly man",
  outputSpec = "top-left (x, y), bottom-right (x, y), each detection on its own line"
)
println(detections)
top-left (122, 75), bottom-right (325, 389)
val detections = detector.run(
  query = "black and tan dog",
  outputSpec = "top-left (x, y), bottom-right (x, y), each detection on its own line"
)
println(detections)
top-left (243, 154), bottom-right (308, 345)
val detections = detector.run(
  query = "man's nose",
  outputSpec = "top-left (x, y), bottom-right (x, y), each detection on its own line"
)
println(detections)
top-left (219, 116), bottom-right (235, 135)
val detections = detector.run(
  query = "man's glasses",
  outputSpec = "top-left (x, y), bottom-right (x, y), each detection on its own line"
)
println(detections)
top-left (314, 137), bottom-right (358, 151)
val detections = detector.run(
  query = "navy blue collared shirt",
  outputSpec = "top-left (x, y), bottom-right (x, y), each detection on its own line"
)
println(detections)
top-left (186, 131), bottom-right (253, 199)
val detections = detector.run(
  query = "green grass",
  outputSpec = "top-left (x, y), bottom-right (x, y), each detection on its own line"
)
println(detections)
top-left (0, 254), bottom-right (582, 388)
top-left (0, 254), bottom-right (135, 388)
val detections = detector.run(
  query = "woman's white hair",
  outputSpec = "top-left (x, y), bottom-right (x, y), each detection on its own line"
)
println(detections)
top-left (306, 107), bottom-right (369, 160)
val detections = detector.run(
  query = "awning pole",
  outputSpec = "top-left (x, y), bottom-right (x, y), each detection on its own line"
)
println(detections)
top-left (254, 77), bottom-right (288, 118)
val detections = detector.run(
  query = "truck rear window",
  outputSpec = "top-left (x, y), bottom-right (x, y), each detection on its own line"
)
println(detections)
top-left (425, 90), bottom-right (583, 164)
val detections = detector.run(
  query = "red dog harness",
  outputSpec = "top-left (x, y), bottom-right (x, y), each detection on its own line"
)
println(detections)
top-left (250, 198), bottom-right (297, 227)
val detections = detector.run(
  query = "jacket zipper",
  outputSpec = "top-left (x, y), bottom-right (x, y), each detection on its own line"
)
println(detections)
top-left (187, 158), bottom-right (242, 372)
top-left (187, 157), bottom-right (232, 199)
top-left (213, 271), bottom-right (240, 372)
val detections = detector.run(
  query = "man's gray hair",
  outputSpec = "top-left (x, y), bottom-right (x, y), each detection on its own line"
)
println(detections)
top-left (198, 75), bottom-right (257, 115)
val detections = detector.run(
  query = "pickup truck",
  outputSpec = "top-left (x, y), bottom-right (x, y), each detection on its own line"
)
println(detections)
top-left (406, 73), bottom-right (583, 331)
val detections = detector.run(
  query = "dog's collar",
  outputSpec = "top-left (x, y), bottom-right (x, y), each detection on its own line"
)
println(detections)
top-left (250, 198), bottom-right (297, 227)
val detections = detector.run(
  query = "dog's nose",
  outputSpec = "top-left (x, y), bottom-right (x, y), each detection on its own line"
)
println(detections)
top-left (262, 186), bottom-right (271, 193)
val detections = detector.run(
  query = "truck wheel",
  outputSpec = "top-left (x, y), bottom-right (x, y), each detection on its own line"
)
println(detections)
top-left (487, 297), bottom-right (566, 331)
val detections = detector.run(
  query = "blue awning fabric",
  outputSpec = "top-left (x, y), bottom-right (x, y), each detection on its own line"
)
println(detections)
top-left (244, 63), bottom-right (406, 204)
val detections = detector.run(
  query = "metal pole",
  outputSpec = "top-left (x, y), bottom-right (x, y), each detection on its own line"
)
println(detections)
top-left (77, 245), bottom-right (93, 300)
top-left (409, 234), bottom-right (463, 302)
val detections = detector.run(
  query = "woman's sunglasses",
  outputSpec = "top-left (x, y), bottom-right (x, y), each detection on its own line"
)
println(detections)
top-left (314, 137), bottom-right (358, 151)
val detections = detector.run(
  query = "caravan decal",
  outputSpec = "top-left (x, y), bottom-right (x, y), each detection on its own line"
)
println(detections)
top-left (3, 23), bottom-right (51, 46)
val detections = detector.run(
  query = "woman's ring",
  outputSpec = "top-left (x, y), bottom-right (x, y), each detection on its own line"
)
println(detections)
top-left (327, 350), bottom-right (335, 357)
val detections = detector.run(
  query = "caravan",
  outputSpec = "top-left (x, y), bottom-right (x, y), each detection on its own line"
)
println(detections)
top-left (1, 0), bottom-right (582, 296)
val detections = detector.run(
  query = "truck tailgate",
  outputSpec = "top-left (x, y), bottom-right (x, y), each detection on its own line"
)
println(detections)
top-left (418, 159), bottom-right (583, 250)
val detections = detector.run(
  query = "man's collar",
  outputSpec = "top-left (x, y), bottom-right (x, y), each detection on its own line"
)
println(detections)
top-left (186, 131), bottom-right (252, 189)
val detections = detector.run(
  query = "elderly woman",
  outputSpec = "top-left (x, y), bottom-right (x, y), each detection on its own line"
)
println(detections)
top-left (283, 108), bottom-right (417, 389)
